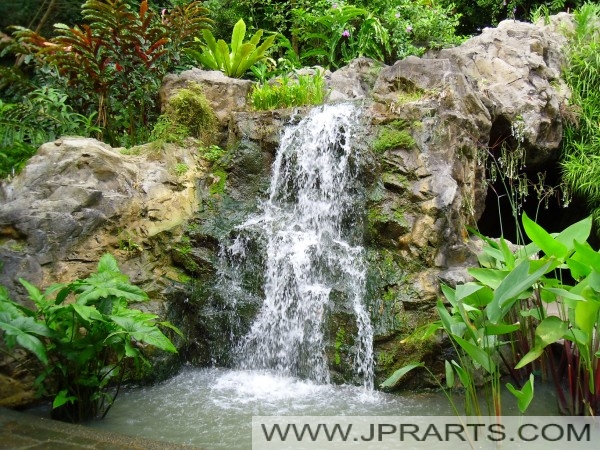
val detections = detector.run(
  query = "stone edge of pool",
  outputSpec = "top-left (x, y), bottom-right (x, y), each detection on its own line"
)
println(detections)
top-left (0, 407), bottom-right (205, 449)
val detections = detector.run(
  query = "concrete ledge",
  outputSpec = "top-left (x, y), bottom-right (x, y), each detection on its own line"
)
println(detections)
top-left (0, 407), bottom-right (203, 449)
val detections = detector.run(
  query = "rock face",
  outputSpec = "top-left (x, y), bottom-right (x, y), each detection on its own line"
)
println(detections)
top-left (0, 138), bottom-right (200, 301)
top-left (0, 15), bottom-right (573, 404)
top-left (160, 69), bottom-right (254, 133)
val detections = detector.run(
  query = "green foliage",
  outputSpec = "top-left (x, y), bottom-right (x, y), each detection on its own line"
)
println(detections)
top-left (385, 213), bottom-right (600, 416)
top-left (209, 167), bottom-right (227, 195)
top-left (250, 70), bottom-right (326, 110)
top-left (373, 120), bottom-right (415, 153)
top-left (382, 1), bottom-right (464, 60)
top-left (561, 3), bottom-right (600, 231)
top-left (7, 0), bottom-right (211, 147)
top-left (186, 18), bottom-right (276, 78)
top-left (149, 115), bottom-right (190, 146)
top-left (0, 88), bottom-right (101, 179)
top-left (163, 82), bottom-right (217, 143)
top-left (200, 144), bottom-right (225, 162)
top-left (294, 1), bottom-right (462, 68)
top-left (0, 254), bottom-right (181, 423)
top-left (294, 4), bottom-right (390, 68)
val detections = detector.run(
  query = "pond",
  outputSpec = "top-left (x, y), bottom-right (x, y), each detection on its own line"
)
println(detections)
top-left (84, 367), bottom-right (559, 450)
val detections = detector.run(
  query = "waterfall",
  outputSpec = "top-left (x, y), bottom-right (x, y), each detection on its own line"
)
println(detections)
top-left (221, 103), bottom-right (374, 388)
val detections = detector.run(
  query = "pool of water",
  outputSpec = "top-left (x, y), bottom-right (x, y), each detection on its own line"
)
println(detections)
top-left (80, 367), bottom-right (558, 450)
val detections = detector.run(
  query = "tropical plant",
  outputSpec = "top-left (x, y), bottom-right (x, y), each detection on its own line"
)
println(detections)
top-left (295, 4), bottom-right (390, 68)
top-left (185, 18), bottom-right (276, 78)
top-left (8, 0), bottom-right (212, 147)
top-left (249, 69), bottom-right (326, 110)
top-left (0, 254), bottom-right (182, 423)
top-left (0, 89), bottom-right (101, 179)
top-left (383, 212), bottom-right (600, 416)
top-left (560, 3), bottom-right (600, 232)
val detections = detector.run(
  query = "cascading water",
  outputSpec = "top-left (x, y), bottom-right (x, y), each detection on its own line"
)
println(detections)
top-left (223, 103), bottom-right (374, 388)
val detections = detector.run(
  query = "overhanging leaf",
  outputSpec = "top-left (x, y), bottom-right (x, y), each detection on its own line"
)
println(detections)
top-left (380, 362), bottom-right (424, 389)
top-left (522, 211), bottom-right (568, 259)
top-left (515, 316), bottom-right (568, 369)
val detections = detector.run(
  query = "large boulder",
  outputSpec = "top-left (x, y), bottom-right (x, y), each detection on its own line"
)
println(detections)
top-left (0, 137), bottom-right (201, 301)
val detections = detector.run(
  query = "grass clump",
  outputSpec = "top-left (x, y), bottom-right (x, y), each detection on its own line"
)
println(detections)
top-left (250, 70), bottom-right (326, 111)
top-left (373, 120), bottom-right (416, 153)
top-left (560, 3), bottom-right (600, 231)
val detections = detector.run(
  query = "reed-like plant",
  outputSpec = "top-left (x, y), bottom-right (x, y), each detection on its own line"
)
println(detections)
top-left (561, 3), bottom-right (600, 231)
top-left (384, 213), bottom-right (600, 416)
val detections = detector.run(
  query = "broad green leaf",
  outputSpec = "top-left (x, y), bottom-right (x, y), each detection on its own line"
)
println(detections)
top-left (158, 321), bottom-right (185, 339)
top-left (499, 237), bottom-right (516, 269)
top-left (567, 257), bottom-right (592, 281)
top-left (543, 287), bottom-right (585, 302)
top-left (522, 211), bottom-right (568, 259)
top-left (230, 19), bottom-right (246, 56)
top-left (587, 270), bottom-right (600, 292)
top-left (572, 240), bottom-right (600, 273)
top-left (506, 373), bottom-right (535, 414)
top-left (110, 315), bottom-right (176, 353)
top-left (202, 28), bottom-right (218, 56)
top-left (53, 389), bottom-right (76, 409)
top-left (444, 360), bottom-right (455, 388)
top-left (71, 303), bottom-right (103, 323)
top-left (574, 287), bottom-right (600, 338)
top-left (455, 283), bottom-right (484, 302)
top-left (436, 300), bottom-right (454, 334)
top-left (231, 43), bottom-right (254, 78)
top-left (97, 253), bottom-right (120, 273)
top-left (440, 284), bottom-right (456, 305)
top-left (554, 216), bottom-right (592, 250)
top-left (515, 316), bottom-right (568, 369)
top-left (217, 39), bottom-right (231, 74)
top-left (380, 362), bottom-right (424, 388)
top-left (468, 268), bottom-right (509, 290)
top-left (450, 360), bottom-right (472, 389)
top-left (487, 260), bottom-right (551, 323)
top-left (133, 326), bottom-right (176, 353)
top-left (484, 323), bottom-right (520, 335)
top-left (453, 334), bottom-right (493, 373)
top-left (0, 319), bottom-right (49, 364)
top-left (19, 278), bottom-right (48, 309)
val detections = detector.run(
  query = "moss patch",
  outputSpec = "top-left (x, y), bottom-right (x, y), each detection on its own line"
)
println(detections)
top-left (373, 120), bottom-right (416, 153)
top-left (209, 167), bottom-right (228, 195)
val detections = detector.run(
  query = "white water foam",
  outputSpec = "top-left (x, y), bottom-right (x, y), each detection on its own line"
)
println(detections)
top-left (224, 103), bottom-right (374, 387)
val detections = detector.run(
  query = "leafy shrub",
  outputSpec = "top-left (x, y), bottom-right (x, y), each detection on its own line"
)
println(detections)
top-left (8, 0), bottom-right (211, 147)
top-left (294, 1), bottom-right (463, 68)
top-left (185, 18), bottom-right (276, 78)
top-left (250, 69), bottom-right (326, 110)
top-left (0, 254), bottom-right (182, 423)
top-left (294, 4), bottom-right (390, 68)
top-left (0, 89), bottom-right (100, 179)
